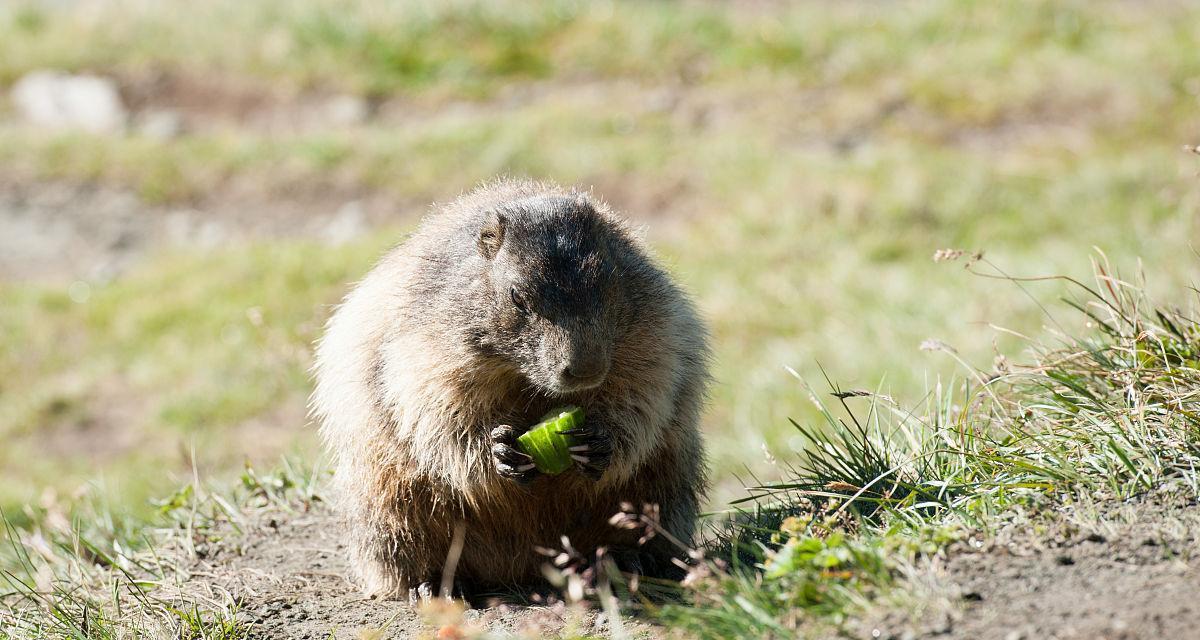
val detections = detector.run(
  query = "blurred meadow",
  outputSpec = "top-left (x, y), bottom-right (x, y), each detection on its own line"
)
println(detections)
top-left (1, 0), bottom-right (1199, 523)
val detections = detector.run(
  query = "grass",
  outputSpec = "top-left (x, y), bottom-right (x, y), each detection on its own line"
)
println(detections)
top-left (1, 0), bottom-right (1200, 636)
top-left (661, 256), bottom-right (1200, 637)
top-left (0, 236), bottom-right (394, 517)
top-left (0, 461), bottom-right (301, 639)
top-left (1, 0), bottom-right (1199, 528)
top-left (3, 1), bottom-right (1198, 103)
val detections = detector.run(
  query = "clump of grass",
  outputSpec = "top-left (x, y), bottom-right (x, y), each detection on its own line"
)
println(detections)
top-left (665, 254), bottom-right (1200, 637)
top-left (761, 253), bottom-right (1200, 519)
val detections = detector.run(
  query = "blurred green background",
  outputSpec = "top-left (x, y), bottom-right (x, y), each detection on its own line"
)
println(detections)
top-left (1, 0), bottom-right (1197, 519)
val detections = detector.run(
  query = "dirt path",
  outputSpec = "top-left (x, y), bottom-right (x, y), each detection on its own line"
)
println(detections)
top-left (861, 493), bottom-right (1200, 640)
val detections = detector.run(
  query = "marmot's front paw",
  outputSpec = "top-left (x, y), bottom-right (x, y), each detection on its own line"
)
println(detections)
top-left (491, 425), bottom-right (538, 484)
top-left (563, 423), bottom-right (613, 481)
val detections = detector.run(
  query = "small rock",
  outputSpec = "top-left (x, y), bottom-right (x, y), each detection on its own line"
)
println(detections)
top-left (1055, 554), bottom-right (1075, 566)
top-left (11, 70), bottom-right (127, 133)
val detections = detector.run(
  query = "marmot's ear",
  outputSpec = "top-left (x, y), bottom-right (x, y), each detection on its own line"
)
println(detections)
top-left (477, 210), bottom-right (507, 259)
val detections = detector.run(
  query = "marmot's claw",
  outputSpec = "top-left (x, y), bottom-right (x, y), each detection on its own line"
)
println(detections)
top-left (408, 582), bottom-right (438, 605)
top-left (562, 426), bottom-right (613, 481)
top-left (491, 425), bottom-right (538, 484)
top-left (490, 424), bottom-right (519, 441)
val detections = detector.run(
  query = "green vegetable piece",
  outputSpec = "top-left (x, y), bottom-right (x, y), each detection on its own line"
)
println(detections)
top-left (517, 406), bottom-right (585, 475)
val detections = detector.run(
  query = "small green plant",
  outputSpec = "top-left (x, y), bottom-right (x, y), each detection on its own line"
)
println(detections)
top-left (658, 511), bottom-right (892, 638)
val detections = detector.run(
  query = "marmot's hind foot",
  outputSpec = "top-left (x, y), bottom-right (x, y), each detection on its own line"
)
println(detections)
top-left (608, 546), bottom-right (688, 582)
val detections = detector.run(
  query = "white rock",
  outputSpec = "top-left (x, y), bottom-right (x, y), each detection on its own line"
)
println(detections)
top-left (10, 71), bottom-right (128, 134)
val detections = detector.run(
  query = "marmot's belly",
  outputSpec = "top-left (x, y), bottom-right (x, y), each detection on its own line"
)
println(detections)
top-left (452, 479), bottom-right (644, 584)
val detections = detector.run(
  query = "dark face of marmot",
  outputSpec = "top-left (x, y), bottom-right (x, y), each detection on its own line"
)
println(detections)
top-left (467, 194), bottom-right (628, 395)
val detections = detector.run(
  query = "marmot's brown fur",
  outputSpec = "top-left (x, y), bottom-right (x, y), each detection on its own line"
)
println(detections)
top-left (311, 178), bottom-right (709, 598)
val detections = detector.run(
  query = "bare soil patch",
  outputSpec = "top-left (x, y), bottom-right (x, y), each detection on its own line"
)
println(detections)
top-left (861, 493), bottom-right (1200, 640)
top-left (170, 502), bottom-right (642, 639)
top-left (0, 176), bottom-right (408, 281)
top-left (168, 492), bottom-right (1200, 640)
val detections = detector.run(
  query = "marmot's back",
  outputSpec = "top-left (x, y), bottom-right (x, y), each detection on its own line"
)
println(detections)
top-left (311, 178), bottom-right (709, 597)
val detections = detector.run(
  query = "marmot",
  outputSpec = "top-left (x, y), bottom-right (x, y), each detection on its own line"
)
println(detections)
top-left (311, 178), bottom-right (709, 598)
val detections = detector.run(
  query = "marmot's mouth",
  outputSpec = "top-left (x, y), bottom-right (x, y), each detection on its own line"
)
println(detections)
top-left (547, 371), bottom-right (607, 395)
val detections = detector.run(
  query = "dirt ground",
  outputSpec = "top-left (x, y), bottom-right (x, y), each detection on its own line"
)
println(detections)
top-left (168, 502), bottom-right (642, 640)
top-left (860, 492), bottom-right (1200, 640)
top-left (168, 488), bottom-right (1200, 640)
top-left (0, 176), bottom-right (408, 282)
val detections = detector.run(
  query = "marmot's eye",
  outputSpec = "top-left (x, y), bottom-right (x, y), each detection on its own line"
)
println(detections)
top-left (510, 287), bottom-right (529, 315)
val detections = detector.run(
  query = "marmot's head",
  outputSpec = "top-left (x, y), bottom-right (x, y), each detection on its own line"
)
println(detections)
top-left (468, 193), bottom-right (628, 395)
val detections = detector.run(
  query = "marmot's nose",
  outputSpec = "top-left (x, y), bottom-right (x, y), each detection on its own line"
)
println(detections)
top-left (561, 361), bottom-right (607, 386)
